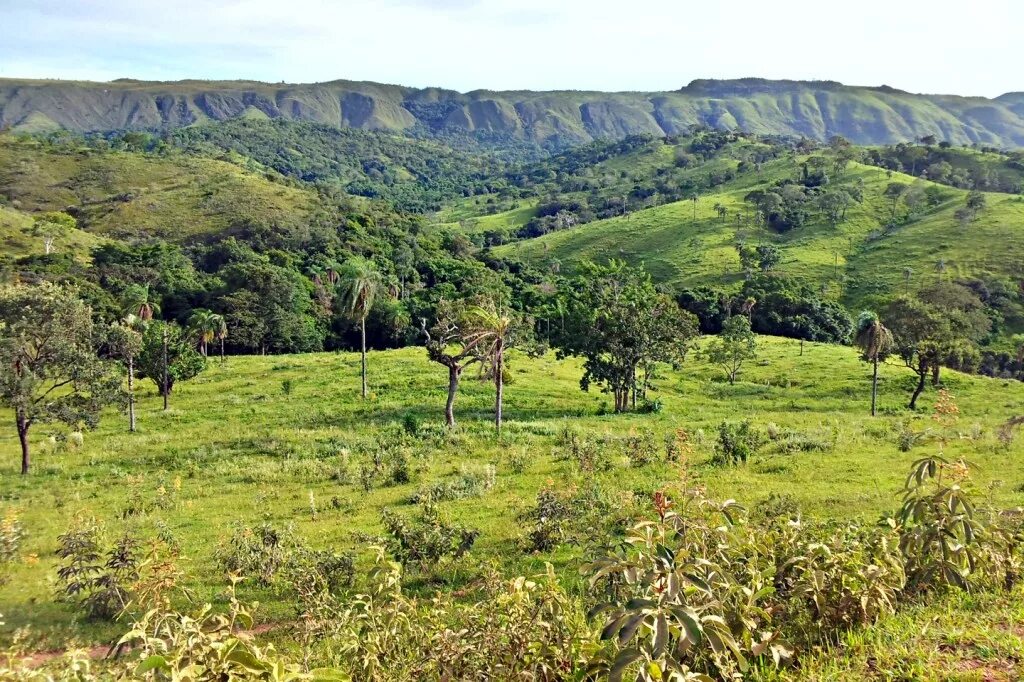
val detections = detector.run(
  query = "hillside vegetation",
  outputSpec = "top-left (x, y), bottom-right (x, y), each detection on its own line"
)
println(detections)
top-left (3, 77), bottom-right (1024, 146)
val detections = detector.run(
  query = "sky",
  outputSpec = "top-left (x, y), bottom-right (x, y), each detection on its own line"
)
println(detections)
top-left (1, 0), bottom-right (1021, 97)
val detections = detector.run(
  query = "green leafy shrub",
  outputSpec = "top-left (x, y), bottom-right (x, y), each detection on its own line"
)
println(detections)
top-left (55, 519), bottom-right (141, 621)
top-left (381, 503), bottom-right (479, 567)
top-left (712, 420), bottom-right (759, 465)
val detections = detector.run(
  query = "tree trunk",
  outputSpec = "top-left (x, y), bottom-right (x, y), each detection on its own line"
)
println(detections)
top-left (931, 363), bottom-right (941, 387)
top-left (494, 343), bottom-right (504, 433)
top-left (17, 410), bottom-right (30, 475)
top-left (360, 316), bottom-right (368, 399)
top-left (220, 338), bottom-right (225, 363)
top-left (870, 358), bottom-right (879, 417)
top-left (128, 355), bottom-right (136, 432)
top-left (162, 327), bottom-right (169, 411)
top-left (909, 369), bottom-right (927, 410)
top-left (445, 365), bottom-right (461, 428)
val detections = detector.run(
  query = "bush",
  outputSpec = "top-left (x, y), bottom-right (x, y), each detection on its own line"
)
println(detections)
top-left (381, 503), bottom-right (479, 567)
top-left (623, 429), bottom-right (658, 467)
top-left (411, 464), bottom-right (495, 503)
top-left (712, 419), bottom-right (759, 465)
top-left (0, 509), bottom-right (24, 586)
top-left (55, 519), bottom-right (141, 621)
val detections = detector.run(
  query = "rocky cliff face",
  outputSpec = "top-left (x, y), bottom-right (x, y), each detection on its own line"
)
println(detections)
top-left (2, 77), bottom-right (1023, 147)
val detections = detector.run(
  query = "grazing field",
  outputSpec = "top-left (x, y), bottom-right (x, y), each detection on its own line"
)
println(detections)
top-left (2, 337), bottom-right (1023, 678)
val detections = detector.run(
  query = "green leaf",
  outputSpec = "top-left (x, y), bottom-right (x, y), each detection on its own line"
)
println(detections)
top-left (608, 648), bottom-right (643, 682)
top-left (135, 655), bottom-right (168, 674)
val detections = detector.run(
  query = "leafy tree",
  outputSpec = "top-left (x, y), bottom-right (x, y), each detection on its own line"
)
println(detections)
top-left (554, 261), bottom-right (697, 412)
top-left (966, 190), bottom-right (987, 211)
top-left (755, 244), bottom-right (781, 272)
top-left (31, 212), bottom-right (76, 255)
top-left (220, 261), bottom-right (322, 355)
top-left (337, 257), bottom-right (383, 399)
top-left (703, 315), bottom-right (757, 384)
top-left (884, 182), bottom-right (908, 220)
top-left (463, 299), bottom-right (531, 433)
top-left (421, 299), bottom-right (484, 428)
top-left (137, 322), bottom-right (206, 405)
top-left (106, 320), bottom-right (143, 432)
top-left (0, 283), bottom-right (122, 474)
top-left (816, 189), bottom-right (852, 226)
top-left (884, 287), bottom-right (988, 409)
top-left (854, 311), bottom-right (894, 416)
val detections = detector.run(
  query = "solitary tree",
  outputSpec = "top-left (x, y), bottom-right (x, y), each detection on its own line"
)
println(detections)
top-left (106, 319), bottom-right (143, 432)
top-left (0, 284), bottom-right (122, 474)
top-left (853, 311), bottom-right (894, 416)
top-left (884, 182), bottom-right (908, 220)
top-left (704, 315), bottom-right (757, 384)
top-left (337, 257), bottom-right (383, 399)
top-left (421, 299), bottom-right (484, 428)
top-left (884, 288), bottom-right (987, 409)
top-left (463, 300), bottom-right (530, 433)
top-left (31, 212), bottom-right (76, 255)
top-left (137, 321), bottom-right (206, 408)
top-left (553, 261), bottom-right (698, 412)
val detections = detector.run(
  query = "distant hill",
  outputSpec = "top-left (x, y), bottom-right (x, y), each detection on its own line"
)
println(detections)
top-left (2, 77), bottom-right (1024, 147)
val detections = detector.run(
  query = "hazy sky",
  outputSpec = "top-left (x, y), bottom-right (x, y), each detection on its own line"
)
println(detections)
top-left (1, 0), bottom-right (1020, 97)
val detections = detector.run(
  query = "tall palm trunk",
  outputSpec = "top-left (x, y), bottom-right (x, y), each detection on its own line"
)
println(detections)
top-left (220, 338), bottom-right (225, 363)
top-left (128, 355), bottom-right (136, 432)
top-left (162, 327), bottom-right (169, 411)
top-left (870, 357), bottom-right (879, 417)
top-left (360, 315), bottom-right (368, 399)
top-left (494, 340), bottom-right (504, 432)
top-left (17, 410), bottom-right (30, 475)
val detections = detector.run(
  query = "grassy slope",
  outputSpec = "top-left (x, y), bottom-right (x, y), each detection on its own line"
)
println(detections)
top-left (0, 204), bottom-right (107, 260)
top-left (497, 160), bottom-right (1024, 313)
top-left (2, 338), bottom-right (1023, 654)
top-left (0, 138), bottom-right (318, 242)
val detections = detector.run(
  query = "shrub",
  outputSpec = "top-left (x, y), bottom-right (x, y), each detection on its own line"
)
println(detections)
top-left (55, 519), bottom-right (141, 621)
top-left (411, 464), bottom-right (496, 503)
top-left (381, 503), bottom-right (479, 567)
top-left (712, 419), bottom-right (759, 465)
top-left (0, 509), bottom-right (24, 586)
top-left (520, 488), bottom-right (573, 553)
top-left (623, 428), bottom-right (657, 467)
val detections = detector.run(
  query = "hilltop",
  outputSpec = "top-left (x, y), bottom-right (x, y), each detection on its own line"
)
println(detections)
top-left (3, 77), bottom-right (1024, 147)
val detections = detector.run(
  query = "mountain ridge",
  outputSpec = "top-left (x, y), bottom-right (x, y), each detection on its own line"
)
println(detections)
top-left (2, 76), bottom-right (1024, 147)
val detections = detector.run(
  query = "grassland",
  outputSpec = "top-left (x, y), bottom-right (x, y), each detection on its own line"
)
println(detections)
top-left (496, 160), bottom-right (1024, 316)
top-left (0, 138), bottom-right (318, 242)
top-left (2, 337), bottom-right (1023, 674)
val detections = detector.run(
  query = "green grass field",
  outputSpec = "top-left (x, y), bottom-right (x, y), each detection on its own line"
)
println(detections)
top-left (497, 161), bottom-right (1024, 317)
top-left (3, 336), bottom-right (1023, 677)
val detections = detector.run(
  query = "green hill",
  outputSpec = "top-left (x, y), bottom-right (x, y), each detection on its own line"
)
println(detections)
top-left (0, 136), bottom-right (320, 242)
top-left (499, 163), bottom-right (1024, 319)
top-left (3, 77), bottom-right (1024, 147)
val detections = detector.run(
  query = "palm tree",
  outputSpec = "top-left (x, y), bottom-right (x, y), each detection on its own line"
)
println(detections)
top-left (213, 314), bottom-right (228, 362)
top-left (337, 257), bottom-right (383, 399)
top-left (122, 284), bottom-right (160, 321)
top-left (188, 309), bottom-right (225, 357)
top-left (854, 311), bottom-right (894, 417)
top-left (464, 301), bottom-right (515, 434)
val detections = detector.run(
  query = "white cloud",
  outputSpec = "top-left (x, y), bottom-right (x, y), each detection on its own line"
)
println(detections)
top-left (0, 0), bottom-right (1020, 96)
